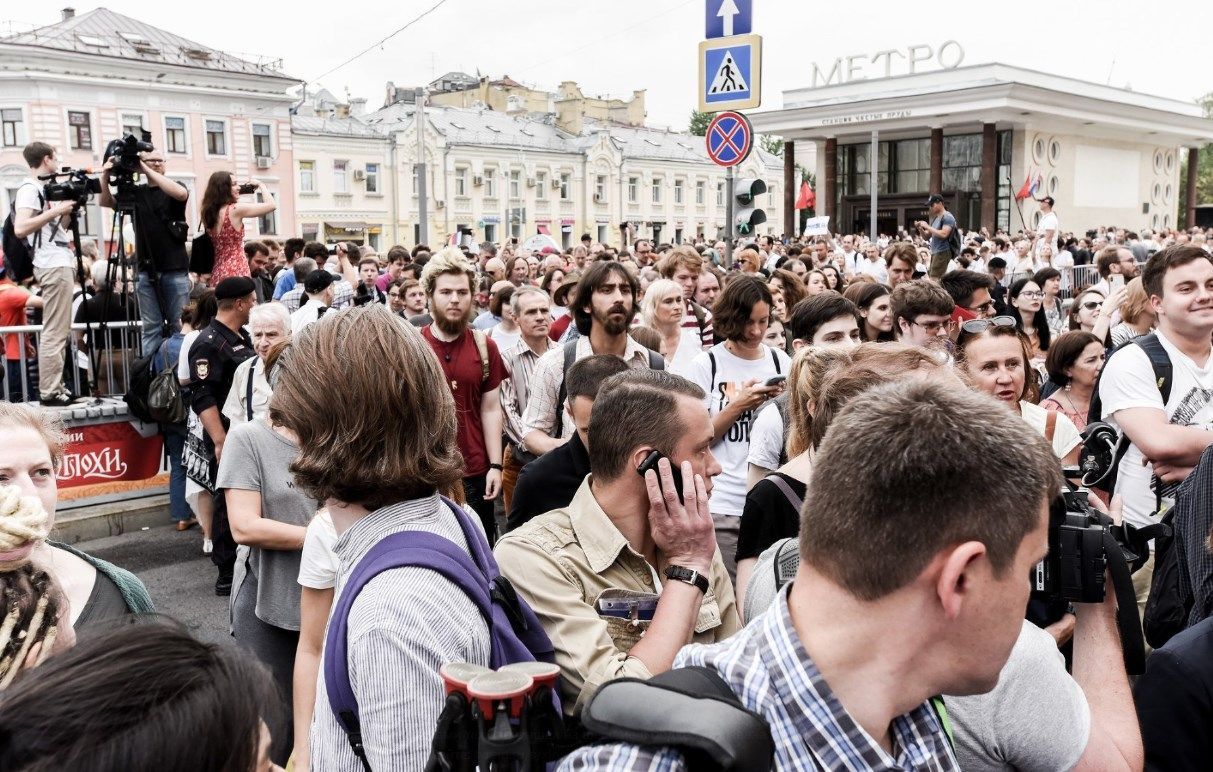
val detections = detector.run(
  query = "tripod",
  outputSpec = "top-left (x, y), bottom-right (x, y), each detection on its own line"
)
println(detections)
top-left (63, 204), bottom-right (105, 403)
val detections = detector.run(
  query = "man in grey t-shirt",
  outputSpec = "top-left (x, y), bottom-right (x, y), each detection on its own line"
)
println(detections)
top-left (916, 193), bottom-right (958, 280)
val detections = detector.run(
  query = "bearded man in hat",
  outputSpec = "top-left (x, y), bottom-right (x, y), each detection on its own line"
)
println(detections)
top-left (188, 275), bottom-right (257, 595)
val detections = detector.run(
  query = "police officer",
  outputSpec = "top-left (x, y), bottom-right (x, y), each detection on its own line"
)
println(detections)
top-left (188, 276), bottom-right (256, 595)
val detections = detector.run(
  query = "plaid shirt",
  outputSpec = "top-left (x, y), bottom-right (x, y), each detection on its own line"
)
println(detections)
top-left (557, 590), bottom-right (959, 772)
top-left (500, 337), bottom-right (556, 447)
top-left (279, 279), bottom-right (355, 313)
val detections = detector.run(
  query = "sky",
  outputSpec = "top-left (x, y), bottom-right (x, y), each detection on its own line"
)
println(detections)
top-left (10, 0), bottom-right (1213, 129)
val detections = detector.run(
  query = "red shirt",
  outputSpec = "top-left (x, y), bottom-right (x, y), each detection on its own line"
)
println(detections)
top-left (548, 314), bottom-right (573, 341)
top-left (421, 326), bottom-right (508, 477)
top-left (0, 282), bottom-right (32, 361)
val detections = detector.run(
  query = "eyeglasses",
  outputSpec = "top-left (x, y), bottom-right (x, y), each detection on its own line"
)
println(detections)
top-left (909, 318), bottom-right (953, 334)
top-left (144, 159), bottom-right (165, 164)
top-left (968, 301), bottom-right (995, 314)
top-left (1017, 291), bottom-right (1043, 299)
top-left (960, 315), bottom-right (1017, 335)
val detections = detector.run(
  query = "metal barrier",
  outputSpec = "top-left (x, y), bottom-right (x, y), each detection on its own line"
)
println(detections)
top-left (0, 319), bottom-right (143, 403)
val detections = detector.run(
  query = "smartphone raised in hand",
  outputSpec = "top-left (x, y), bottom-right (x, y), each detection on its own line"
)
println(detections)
top-left (637, 450), bottom-right (685, 504)
top-left (763, 375), bottom-right (787, 388)
top-left (238, 183), bottom-right (257, 195)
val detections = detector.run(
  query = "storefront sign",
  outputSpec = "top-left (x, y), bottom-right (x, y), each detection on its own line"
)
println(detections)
top-left (819, 110), bottom-right (913, 126)
top-left (811, 41), bottom-right (965, 88)
top-left (59, 421), bottom-right (163, 490)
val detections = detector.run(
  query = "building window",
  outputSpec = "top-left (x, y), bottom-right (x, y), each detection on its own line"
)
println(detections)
top-left (717, 181), bottom-right (724, 206)
top-left (996, 130), bottom-right (1012, 232)
top-left (892, 138), bottom-right (930, 194)
top-left (628, 177), bottom-right (638, 203)
top-left (483, 168), bottom-right (496, 198)
top-left (652, 177), bottom-right (662, 204)
top-left (299, 161), bottom-right (315, 193)
top-left (942, 134), bottom-right (983, 193)
top-left (674, 179), bottom-right (685, 205)
top-left (252, 123), bottom-right (273, 158)
top-left (455, 167), bottom-right (468, 197)
top-left (205, 120), bottom-right (226, 155)
top-left (1, 109), bottom-right (23, 147)
top-left (334, 160), bottom-right (348, 194)
top-left (535, 172), bottom-right (547, 199)
top-left (594, 175), bottom-right (607, 202)
top-left (257, 191), bottom-right (276, 235)
top-left (597, 224), bottom-right (608, 244)
top-left (165, 117), bottom-right (187, 153)
top-left (695, 180), bottom-right (705, 205)
top-left (68, 111), bottom-right (92, 150)
top-left (365, 163), bottom-right (379, 193)
top-left (121, 113), bottom-right (143, 137)
top-left (510, 169), bottom-right (521, 200)
top-left (559, 172), bottom-right (571, 201)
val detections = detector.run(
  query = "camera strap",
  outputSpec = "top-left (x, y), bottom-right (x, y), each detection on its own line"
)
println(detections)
top-left (1102, 528), bottom-right (1146, 675)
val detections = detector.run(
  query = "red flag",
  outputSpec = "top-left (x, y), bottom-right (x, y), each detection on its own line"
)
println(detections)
top-left (1014, 169), bottom-right (1035, 201)
top-left (795, 182), bottom-right (814, 210)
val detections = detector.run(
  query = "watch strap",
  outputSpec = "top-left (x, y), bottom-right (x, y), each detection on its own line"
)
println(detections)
top-left (663, 564), bottom-right (709, 594)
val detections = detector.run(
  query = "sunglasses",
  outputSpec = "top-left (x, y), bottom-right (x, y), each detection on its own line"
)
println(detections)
top-left (1081, 301), bottom-right (1101, 311)
top-left (960, 315), bottom-right (1017, 335)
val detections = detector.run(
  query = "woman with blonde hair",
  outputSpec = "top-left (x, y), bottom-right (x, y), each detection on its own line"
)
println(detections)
top-left (1109, 277), bottom-right (1156, 347)
top-left (638, 279), bottom-right (701, 375)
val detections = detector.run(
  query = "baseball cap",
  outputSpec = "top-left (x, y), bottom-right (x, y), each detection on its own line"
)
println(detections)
top-left (925, 193), bottom-right (945, 206)
top-left (304, 269), bottom-right (335, 294)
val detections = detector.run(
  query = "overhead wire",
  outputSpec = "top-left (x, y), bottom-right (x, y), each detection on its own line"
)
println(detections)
top-left (310, 0), bottom-right (453, 83)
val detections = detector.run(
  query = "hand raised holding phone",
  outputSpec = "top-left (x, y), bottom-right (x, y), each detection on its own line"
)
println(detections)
top-left (639, 453), bottom-right (716, 575)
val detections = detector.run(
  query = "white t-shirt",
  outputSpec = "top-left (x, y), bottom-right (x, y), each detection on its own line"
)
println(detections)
top-left (14, 179), bottom-right (73, 270)
top-left (856, 256), bottom-right (889, 283)
top-left (290, 301), bottom-right (329, 333)
top-left (747, 401), bottom-right (784, 471)
top-left (666, 327), bottom-right (705, 378)
top-left (1019, 400), bottom-right (1081, 459)
top-left (489, 324), bottom-right (521, 353)
top-left (1100, 330), bottom-right (1213, 528)
top-left (685, 343), bottom-right (791, 517)
top-left (298, 510), bottom-right (339, 590)
top-left (1037, 211), bottom-right (1059, 242)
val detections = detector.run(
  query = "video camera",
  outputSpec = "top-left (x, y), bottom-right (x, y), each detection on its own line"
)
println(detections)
top-left (102, 130), bottom-right (154, 212)
top-left (1030, 421), bottom-right (1160, 674)
top-left (39, 168), bottom-right (101, 209)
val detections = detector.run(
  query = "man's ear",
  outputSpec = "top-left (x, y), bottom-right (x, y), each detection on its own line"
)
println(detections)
top-left (934, 541), bottom-right (987, 620)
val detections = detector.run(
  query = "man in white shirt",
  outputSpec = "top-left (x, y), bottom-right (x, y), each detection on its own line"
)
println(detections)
top-left (12, 142), bottom-right (80, 406)
top-left (1099, 244), bottom-right (1213, 619)
top-left (1036, 197), bottom-right (1059, 259)
top-left (290, 270), bottom-right (334, 333)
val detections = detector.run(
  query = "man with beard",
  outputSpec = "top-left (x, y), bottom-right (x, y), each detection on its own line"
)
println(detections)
top-left (521, 260), bottom-right (665, 456)
top-left (244, 241), bottom-right (274, 303)
top-left (420, 247), bottom-right (509, 542)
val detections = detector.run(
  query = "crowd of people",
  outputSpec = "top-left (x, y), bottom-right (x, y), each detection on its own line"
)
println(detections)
top-left (3, 138), bottom-right (1213, 770)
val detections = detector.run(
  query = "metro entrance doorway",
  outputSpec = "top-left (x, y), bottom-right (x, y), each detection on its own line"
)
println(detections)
top-left (843, 193), bottom-right (962, 237)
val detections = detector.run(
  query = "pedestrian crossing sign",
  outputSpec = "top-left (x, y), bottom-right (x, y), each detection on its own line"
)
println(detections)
top-left (699, 34), bottom-right (761, 111)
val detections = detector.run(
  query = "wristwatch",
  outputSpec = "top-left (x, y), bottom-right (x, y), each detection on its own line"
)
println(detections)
top-left (663, 565), bottom-right (709, 594)
top-left (489, 463), bottom-right (503, 471)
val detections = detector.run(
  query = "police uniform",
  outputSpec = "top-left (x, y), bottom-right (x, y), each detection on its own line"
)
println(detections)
top-left (187, 276), bottom-right (256, 594)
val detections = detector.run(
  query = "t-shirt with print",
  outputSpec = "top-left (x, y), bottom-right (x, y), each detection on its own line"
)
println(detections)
top-left (0, 283), bottom-right (32, 360)
top-left (421, 326), bottom-right (508, 477)
top-left (14, 179), bottom-right (73, 270)
top-left (685, 342), bottom-right (791, 517)
top-left (216, 420), bottom-right (318, 630)
top-left (1100, 330), bottom-right (1213, 529)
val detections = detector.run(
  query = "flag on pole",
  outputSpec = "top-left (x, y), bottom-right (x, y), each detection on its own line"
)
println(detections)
top-left (795, 181), bottom-right (815, 210)
top-left (1015, 167), bottom-right (1043, 201)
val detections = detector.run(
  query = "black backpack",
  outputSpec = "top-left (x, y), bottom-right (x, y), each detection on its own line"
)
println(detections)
top-left (123, 352), bottom-right (158, 423)
top-left (2, 183), bottom-right (42, 283)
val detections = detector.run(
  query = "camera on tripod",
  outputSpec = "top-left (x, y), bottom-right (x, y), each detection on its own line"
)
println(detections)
top-left (40, 168), bottom-right (101, 209)
top-left (102, 130), bottom-right (154, 211)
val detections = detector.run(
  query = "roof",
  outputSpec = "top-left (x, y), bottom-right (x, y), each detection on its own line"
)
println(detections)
top-left (1, 7), bottom-right (295, 80)
top-left (363, 103), bottom-right (781, 166)
top-left (291, 116), bottom-right (384, 139)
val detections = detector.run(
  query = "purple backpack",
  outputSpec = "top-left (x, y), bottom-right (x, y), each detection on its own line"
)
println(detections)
top-left (323, 496), bottom-right (557, 768)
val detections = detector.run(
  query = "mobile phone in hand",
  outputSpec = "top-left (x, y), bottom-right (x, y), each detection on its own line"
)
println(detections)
top-left (238, 183), bottom-right (257, 194)
top-left (763, 375), bottom-right (787, 388)
top-left (637, 450), bottom-right (685, 504)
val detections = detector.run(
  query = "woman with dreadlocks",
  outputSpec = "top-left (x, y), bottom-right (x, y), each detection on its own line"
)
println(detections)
top-left (0, 404), bottom-right (153, 630)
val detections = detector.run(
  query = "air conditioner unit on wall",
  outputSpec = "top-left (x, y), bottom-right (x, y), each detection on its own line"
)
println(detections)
top-left (594, 193), bottom-right (605, 203)
top-left (255, 157), bottom-right (271, 169)
top-left (353, 169), bottom-right (366, 181)
top-left (551, 178), bottom-right (562, 190)
top-left (526, 177), bottom-right (537, 188)
top-left (473, 175), bottom-right (485, 187)
top-left (435, 200), bottom-right (446, 209)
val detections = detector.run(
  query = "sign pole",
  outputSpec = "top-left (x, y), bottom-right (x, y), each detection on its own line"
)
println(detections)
top-left (869, 129), bottom-right (878, 243)
top-left (725, 165), bottom-right (735, 268)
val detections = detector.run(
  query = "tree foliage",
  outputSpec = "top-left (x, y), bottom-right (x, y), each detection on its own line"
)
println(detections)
top-left (1178, 91), bottom-right (1213, 227)
top-left (688, 110), bottom-right (714, 137)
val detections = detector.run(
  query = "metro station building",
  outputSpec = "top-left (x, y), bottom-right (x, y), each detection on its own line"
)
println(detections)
top-left (751, 63), bottom-right (1213, 237)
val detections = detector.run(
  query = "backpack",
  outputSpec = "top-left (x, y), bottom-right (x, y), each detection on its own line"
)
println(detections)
top-left (1086, 333), bottom-right (1172, 497)
top-left (123, 352), bottom-right (158, 423)
top-left (147, 340), bottom-right (186, 425)
top-left (188, 231), bottom-right (215, 275)
top-left (935, 213), bottom-right (961, 255)
top-left (1142, 504), bottom-right (1187, 649)
top-left (2, 183), bottom-right (43, 283)
top-left (470, 328), bottom-right (490, 383)
top-left (323, 496), bottom-right (557, 771)
top-left (553, 340), bottom-right (664, 437)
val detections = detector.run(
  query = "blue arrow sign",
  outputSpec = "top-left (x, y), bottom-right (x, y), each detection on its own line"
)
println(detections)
top-left (705, 0), bottom-right (752, 39)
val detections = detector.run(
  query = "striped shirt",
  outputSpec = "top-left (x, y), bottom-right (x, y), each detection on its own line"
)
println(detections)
top-left (558, 589), bottom-right (958, 772)
top-left (500, 337), bottom-right (556, 447)
top-left (310, 495), bottom-right (490, 771)
top-left (279, 279), bottom-right (355, 312)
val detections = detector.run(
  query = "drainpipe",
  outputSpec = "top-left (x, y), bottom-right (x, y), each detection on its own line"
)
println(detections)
top-left (389, 131), bottom-right (399, 245)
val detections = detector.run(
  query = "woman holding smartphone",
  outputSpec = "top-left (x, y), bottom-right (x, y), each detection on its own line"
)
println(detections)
top-left (199, 172), bottom-right (277, 287)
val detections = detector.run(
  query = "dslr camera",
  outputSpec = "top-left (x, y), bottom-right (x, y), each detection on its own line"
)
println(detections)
top-left (102, 130), bottom-right (155, 211)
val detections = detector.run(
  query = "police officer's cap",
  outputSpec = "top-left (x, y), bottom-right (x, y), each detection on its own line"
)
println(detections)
top-left (214, 276), bottom-right (256, 300)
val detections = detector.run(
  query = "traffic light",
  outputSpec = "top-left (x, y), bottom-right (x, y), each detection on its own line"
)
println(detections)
top-left (735, 177), bottom-right (767, 236)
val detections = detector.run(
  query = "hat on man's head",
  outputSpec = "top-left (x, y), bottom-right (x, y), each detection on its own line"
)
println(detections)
top-left (925, 193), bottom-right (945, 206)
top-left (304, 269), bottom-right (335, 295)
top-left (214, 276), bottom-right (256, 300)
top-left (552, 275), bottom-right (580, 307)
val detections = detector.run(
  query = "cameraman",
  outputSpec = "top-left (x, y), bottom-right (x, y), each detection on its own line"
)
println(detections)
top-left (99, 150), bottom-right (189, 358)
top-left (13, 142), bottom-right (79, 407)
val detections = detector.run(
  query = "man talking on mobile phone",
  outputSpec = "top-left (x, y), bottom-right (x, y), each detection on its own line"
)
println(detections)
top-left (495, 369), bottom-right (739, 717)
